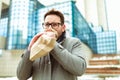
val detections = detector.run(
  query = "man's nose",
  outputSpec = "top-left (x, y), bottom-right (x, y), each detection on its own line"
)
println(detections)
top-left (48, 25), bottom-right (53, 29)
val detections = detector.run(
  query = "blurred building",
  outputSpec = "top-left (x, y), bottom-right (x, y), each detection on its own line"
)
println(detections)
top-left (0, 0), bottom-right (92, 49)
top-left (0, 0), bottom-right (9, 49)
top-left (0, 0), bottom-right (117, 54)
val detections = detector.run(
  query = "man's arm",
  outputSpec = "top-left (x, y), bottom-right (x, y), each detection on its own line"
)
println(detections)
top-left (51, 38), bottom-right (87, 76)
top-left (17, 50), bottom-right (33, 80)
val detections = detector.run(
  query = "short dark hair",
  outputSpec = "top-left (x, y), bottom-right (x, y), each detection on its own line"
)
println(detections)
top-left (44, 9), bottom-right (64, 25)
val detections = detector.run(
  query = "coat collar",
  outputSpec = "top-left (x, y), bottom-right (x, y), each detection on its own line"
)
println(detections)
top-left (57, 31), bottom-right (66, 43)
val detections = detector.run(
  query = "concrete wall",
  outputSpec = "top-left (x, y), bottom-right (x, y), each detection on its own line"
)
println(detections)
top-left (0, 36), bottom-right (6, 49)
top-left (0, 50), bottom-right (24, 77)
top-left (0, 0), bottom-right (2, 18)
top-left (2, 0), bottom-right (10, 5)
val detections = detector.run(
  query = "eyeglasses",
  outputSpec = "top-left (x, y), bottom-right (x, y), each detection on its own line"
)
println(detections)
top-left (42, 22), bottom-right (62, 29)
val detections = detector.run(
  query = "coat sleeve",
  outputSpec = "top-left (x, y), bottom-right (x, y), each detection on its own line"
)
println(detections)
top-left (17, 50), bottom-right (33, 80)
top-left (51, 38), bottom-right (87, 76)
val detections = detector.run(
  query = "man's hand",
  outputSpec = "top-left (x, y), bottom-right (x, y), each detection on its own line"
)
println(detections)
top-left (42, 31), bottom-right (57, 39)
top-left (28, 31), bottom-right (58, 51)
top-left (44, 28), bottom-right (58, 39)
top-left (28, 32), bottom-right (44, 50)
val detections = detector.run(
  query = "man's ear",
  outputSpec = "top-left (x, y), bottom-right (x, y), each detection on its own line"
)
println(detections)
top-left (62, 24), bottom-right (66, 32)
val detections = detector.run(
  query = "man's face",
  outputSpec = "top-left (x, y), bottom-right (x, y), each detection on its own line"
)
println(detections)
top-left (43, 14), bottom-right (66, 38)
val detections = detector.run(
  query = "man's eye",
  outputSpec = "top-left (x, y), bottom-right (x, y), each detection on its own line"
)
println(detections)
top-left (52, 23), bottom-right (57, 26)
top-left (45, 24), bottom-right (50, 26)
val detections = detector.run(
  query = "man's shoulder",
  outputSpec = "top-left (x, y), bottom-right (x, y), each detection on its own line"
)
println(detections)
top-left (65, 37), bottom-right (81, 43)
top-left (63, 37), bottom-right (82, 47)
top-left (66, 37), bottom-right (80, 41)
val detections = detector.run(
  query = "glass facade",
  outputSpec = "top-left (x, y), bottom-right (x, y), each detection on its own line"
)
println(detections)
top-left (1, 1), bottom-right (91, 49)
top-left (88, 31), bottom-right (116, 54)
top-left (0, 18), bottom-right (8, 37)
top-left (36, 1), bottom-right (74, 36)
top-left (72, 3), bottom-right (93, 36)
top-left (36, 1), bottom-right (92, 37)
top-left (0, 0), bottom-right (117, 54)
top-left (7, 0), bottom-right (35, 49)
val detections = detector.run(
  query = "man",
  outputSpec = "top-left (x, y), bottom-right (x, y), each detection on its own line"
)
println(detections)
top-left (17, 9), bottom-right (87, 80)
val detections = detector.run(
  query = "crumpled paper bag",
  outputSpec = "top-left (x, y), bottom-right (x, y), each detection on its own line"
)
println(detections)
top-left (30, 35), bottom-right (56, 61)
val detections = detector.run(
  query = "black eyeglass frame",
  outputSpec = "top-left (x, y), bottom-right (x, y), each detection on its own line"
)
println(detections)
top-left (42, 22), bottom-right (62, 29)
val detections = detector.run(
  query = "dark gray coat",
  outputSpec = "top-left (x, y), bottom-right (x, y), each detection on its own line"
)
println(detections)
top-left (17, 37), bottom-right (87, 80)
